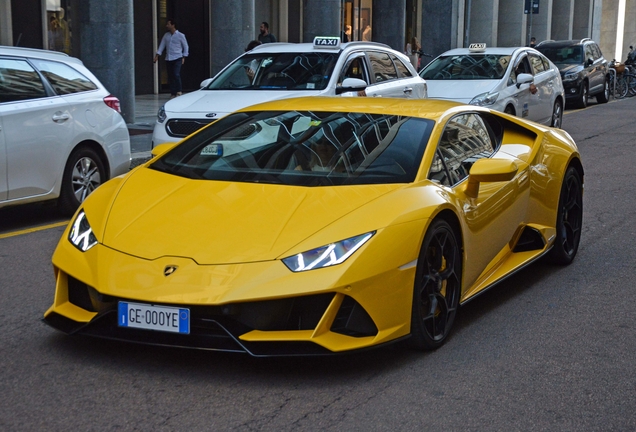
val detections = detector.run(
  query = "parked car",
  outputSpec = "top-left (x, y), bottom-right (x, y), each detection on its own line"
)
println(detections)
top-left (535, 38), bottom-right (609, 108)
top-left (420, 44), bottom-right (565, 128)
top-left (44, 97), bottom-right (583, 355)
top-left (152, 37), bottom-right (427, 146)
top-left (0, 46), bottom-right (131, 213)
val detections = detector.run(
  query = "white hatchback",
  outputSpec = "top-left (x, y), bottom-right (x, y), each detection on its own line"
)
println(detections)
top-left (420, 44), bottom-right (565, 128)
top-left (0, 46), bottom-right (131, 213)
top-left (153, 37), bottom-right (427, 145)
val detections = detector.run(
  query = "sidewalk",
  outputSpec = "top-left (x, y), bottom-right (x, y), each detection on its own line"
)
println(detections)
top-left (127, 94), bottom-right (171, 166)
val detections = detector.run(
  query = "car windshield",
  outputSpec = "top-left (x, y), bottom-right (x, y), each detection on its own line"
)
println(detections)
top-left (536, 46), bottom-right (583, 64)
top-left (150, 110), bottom-right (434, 186)
top-left (203, 52), bottom-right (339, 91)
top-left (420, 54), bottom-right (512, 80)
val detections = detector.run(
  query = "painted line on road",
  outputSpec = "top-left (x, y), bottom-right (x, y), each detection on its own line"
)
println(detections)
top-left (0, 221), bottom-right (69, 239)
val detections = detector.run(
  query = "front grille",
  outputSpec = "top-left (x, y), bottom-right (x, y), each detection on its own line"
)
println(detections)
top-left (166, 119), bottom-right (213, 137)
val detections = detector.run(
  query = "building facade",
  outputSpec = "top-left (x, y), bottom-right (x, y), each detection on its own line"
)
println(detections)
top-left (0, 0), bottom-right (634, 122)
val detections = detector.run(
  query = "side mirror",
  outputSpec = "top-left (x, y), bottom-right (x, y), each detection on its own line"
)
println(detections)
top-left (336, 77), bottom-right (368, 95)
top-left (516, 73), bottom-right (534, 88)
top-left (465, 158), bottom-right (518, 197)
top-left (586, 58), bottom-right (594, 67)
top-left (200, 78), bottom-right (213, 89)
top-left (151, 142), bottom-right (178, 158)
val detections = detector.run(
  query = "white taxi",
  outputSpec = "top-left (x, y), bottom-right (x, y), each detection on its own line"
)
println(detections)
top-left (420, 44), bottom-right (565, 128)
top-left (152, 37), bottom-right (427, 145)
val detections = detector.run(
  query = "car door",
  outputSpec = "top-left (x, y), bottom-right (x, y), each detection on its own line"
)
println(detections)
top-left (365, 51), bottom-right (404, 98)
top-left (588, 43), bottom-right (606, 93)
top-left (528, 52), bottom-right (554, 124)
top-left (391, 54), bottom-right (426, 98)
top-left (508, 54), bottom-right (541, 121)
top-left (0, 57), bottom-right (73, 200)
top-left (428, 112), bottom-right (529, 287)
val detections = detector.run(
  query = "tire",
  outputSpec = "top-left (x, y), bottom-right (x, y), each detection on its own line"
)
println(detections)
top-left (616, 76), bottom-right (628, 99)
top-left (409, 219), bottom-right (462, 350)
top-left (58, 147), bottom-right (106, 215)
top-left (547, 166), bottom-right (583, 265)
top-left (504, 105), bottom-right (515, 116)
top-left (595, 78), bottom-right (610, 103)
top-left (550, 99), bottom-right (563, 128)
top-left (626, 74), bottom-right (636, 97)
top-left (576, 82), bottom-right (588, 108)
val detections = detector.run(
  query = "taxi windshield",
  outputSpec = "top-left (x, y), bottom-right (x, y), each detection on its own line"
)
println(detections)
top-left (420, 54), bottom-right (512, 80)
top-left (150, 110), bottom-right (434, 186)
top-left (204, 52), bottom-right (339, 91)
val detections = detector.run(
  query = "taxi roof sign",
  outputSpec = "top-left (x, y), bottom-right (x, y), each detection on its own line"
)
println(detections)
top-left (468, 43), bottom-right (487, 52)
top-left (313, 36), bottom-right (341, 49)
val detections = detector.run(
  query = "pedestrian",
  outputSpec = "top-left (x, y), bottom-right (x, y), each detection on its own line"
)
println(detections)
top-left (529, 37), bottom-right (536, 48)
top-left (154, 19), bottom-right (189, 98)
top-left (258, 22), bottom-right (277, 44)
top-left (405, 36), bottom-right (421, 70)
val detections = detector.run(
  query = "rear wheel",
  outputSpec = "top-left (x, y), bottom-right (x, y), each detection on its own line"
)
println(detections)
top-left (547, 166), bottom-right (583, 265)
top-left (596, 78), bottom-right (610, 103)
top-left (550, 99), bottom-right (563, 128)
top-left (58, 147), bottom-right (106, 215)
top-left (410, 219), bottom-right (462, 350)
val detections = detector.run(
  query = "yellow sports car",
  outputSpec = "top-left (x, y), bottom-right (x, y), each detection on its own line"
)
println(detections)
top-left (44, 97), bottom-right (583, 355)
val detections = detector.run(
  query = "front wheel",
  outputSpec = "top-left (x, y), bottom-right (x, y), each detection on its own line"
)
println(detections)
top-left (409, 219), bottom-right (462, 350)
top-left (547, 166), bottom-right (583, 265)
top-left (576, 82), bottom-right (588, 108)
top-left (596, 78), bottom-right (610, 103)
top-left (58, 147), bottom-right (106, 215)
top-left (550, 99), bottom-right (563, 128)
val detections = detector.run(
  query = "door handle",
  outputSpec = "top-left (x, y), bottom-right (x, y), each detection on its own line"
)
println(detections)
top-left (52, 112), bottom-right (71, 122)
top-left (403, 87), bottom-right (413, 93)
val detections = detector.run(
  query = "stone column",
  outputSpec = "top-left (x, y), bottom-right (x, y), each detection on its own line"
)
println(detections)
top-left (211, 0), bottom-right (254, 76)
top-left (77, 0), bottom-right (135, 123)
top-left (302, 0), bottom-right (340, 43)
top-left (371, 0), bottom-right (406, 52)
top-left (467, 0), bottom-right (499, 47)
top-left (498, 1), bottom-right (526, 46)
top-left (0, 0), bottom-right (12, 46)
top-left (551, 0), bottom-right (574, 40)
top-left (422, 0), bottom-right (454, 56)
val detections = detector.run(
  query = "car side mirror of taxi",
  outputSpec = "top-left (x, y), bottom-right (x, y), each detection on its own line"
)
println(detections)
top-left (200, 78), bottom-right (213, 89)
top-left (465, 158), bottom-right (518, 198)
top-left (151, 142), bottom-right (178, 158)
top-left (336, 77), bottom-right (368, 95)
top-left (516, 73), bottom-right (534, 89)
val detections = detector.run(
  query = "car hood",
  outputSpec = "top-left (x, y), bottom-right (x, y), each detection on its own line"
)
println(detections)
top-left (425, 80), bottom-right (499, 103)
top-left (164, 89), bottom-right (321, 115)
top-left (101, 167), bottom-right (398, 264)
top-left (554, 63), bottom-right (583, 75)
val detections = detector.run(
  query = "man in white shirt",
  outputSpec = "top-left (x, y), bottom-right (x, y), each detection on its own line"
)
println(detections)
top-left (154, 19), bottom-right (189, 98)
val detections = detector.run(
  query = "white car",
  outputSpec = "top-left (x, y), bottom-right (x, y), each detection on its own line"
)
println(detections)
top-left (153, 37), bottom-right (427, 145)
top-left (0, 46), bottom-right (131, 213)
top-left (420, 44), bottom-right (565, 128)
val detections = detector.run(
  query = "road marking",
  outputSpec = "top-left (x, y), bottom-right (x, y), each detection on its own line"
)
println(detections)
top-left (0, 221), bottom-right (69, 239)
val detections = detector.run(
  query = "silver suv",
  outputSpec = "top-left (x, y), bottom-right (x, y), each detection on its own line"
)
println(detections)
top-left (0, 46), bottom-right (131, 213)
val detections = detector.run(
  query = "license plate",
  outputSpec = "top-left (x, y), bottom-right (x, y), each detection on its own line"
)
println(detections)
top-left (118, 302), bottom-right (190, 334)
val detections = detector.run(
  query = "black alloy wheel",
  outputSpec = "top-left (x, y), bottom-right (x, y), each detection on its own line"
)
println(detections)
top-left (577, 82), bottom-right (589, 108)
top-left (551, 99), bottom-right (563, 128)
top-left (547, 166), bottom-right (583, 265)
top-left (596, 78), bottom-right (610, 103)
top-left (58, 147), bottom-right (106, 215)
top-left (410, 219), bottom-right (462, 350)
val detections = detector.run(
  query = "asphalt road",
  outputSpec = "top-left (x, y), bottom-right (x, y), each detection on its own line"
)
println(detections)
top-left (1, 97), bottom-right (635, 431)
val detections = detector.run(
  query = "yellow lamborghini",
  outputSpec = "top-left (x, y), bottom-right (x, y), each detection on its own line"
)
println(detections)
top-left (44, 97), bottom-right (583, 356)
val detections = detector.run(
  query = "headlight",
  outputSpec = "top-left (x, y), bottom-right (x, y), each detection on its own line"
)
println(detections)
top-left (470, 91), bottom-right (499, 106)
top-left (68, 211), bottom-right (98, 252)
top-left (282, 231), bottom-right (375, 272)
top-left (562, 72), bottom-right (578, 82)
top-left (157, 106), bottom-right (166, 123)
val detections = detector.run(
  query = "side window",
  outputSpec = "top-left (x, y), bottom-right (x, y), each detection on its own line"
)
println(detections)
top-left (30, 59), bottom-right (97, 95)
top-left (367, 51), bottom-right (398, 83)
top-left (0, 58), bottom-right (47, 103)
top-left (584, 44), bottom-right (594, 63)
top-left (591, 43), bottom-right (602, 60)
top-left (541, 56), bottom-right (551, 71)
top-left (391, 55), bottom-right (413, 77)
top-left (509, 56), bottom-right (532, 85)
top-left (529, 53), bottom-right (546, 74)
top-left (430, 113), bottom-right (495, 186)
top-left (339, 55), bottom-right (369, 84)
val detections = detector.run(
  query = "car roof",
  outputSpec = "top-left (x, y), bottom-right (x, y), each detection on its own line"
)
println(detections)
top-left (0, 45), bottom-right (83, 65)
top-left (535, 39), bottom-right (594, 48)
top-left (249, 40), bottom-right (394, 54)
top-left (238, 95), bottom-right (469, 120)
top-left (437, 46), bottom-right (525, 56)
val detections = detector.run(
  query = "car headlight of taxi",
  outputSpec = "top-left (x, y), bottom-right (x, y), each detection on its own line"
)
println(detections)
top-left (562, 72), bottom-right (578, 82)
top-left (68, 211), bottom-right (98, 252)
top-left (157, 106), bottom-right (166, 123)
top-left (470, 91), bottom-right (499, 106)
top-left (282, 231), bottom-right (376, 272)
